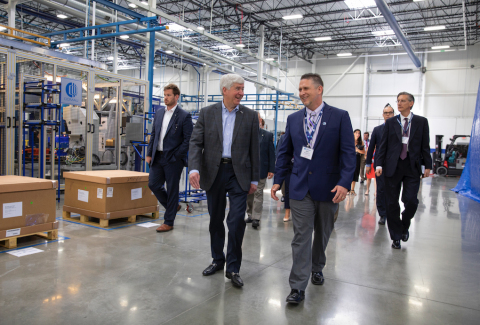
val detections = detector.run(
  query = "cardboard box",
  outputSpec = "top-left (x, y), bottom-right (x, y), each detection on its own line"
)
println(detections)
top-left (63, 171), bottom-right (158, 218)
top-left (0, 221), bottom-right (59, 240)
top-left (0, 176), bottom-right (57, 232)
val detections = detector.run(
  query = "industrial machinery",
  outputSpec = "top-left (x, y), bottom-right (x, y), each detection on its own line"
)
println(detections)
top-left (434, 135), bottom-right (470, 177)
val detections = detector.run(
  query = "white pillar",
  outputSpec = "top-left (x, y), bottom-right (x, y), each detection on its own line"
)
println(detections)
top-left (8, 0), bottom-right (17, 35)
top-left (419, 52), bottom-right (427, 117)
top-left (91, 1), bottom-right (96, 61)
top-left (360, 56), bottom-right (369, 133)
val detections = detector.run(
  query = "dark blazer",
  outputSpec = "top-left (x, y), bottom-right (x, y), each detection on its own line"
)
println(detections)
top-left (365, 123), bottom-right (385, 168)
top-left (259, 128), bottom-right (275, 179)
top-left (188, 102), bottom-right (260, 192)
top-left (147, 104), bottom-right (193, 166)
top-left (375, 114), bottom-right (432, 178)
top-left (274, 103), bottom-right (356, 202)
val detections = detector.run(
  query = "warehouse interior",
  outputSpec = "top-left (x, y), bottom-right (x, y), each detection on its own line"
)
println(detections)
top-left (0, 0), bottom-right (480, 324)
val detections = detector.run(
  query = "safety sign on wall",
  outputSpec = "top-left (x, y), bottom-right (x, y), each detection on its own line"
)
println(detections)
top-left (61, 77), bottom-right (83, 106)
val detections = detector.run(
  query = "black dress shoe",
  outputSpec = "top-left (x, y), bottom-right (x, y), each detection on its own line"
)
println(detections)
top-left (225, 272), bottom-right (244, 287)
top-left (311, 271), bottom-right (325, 285)
top-left (246, 217), bottom-right (253, 223)
top-left (286, 289), bottom-right (305, 304)
top-left (401, 230), bottom-right (409, 242)
top-left (378, 217), bottom-right (386, 225)
top-left (202, 263), bottom-right (224, 276)
top-left (392, 240), bottom-right (401, 249)
top-left (252, 219), bottom-right (260, 229)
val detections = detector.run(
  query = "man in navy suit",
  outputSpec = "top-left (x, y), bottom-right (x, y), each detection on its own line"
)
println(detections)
top-left (375, 92), bottom-right (432, 249)
top-left (365, 104), bottom-right (395, 225)
top-left (272, 73), bottom-right (356, 304)
top-left (147, 84), bottom-right (193, 232)
top-left (246, 114), bottom-right (275, 229)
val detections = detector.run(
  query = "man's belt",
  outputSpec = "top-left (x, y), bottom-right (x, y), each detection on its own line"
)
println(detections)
top-left (221, 158), bottom-right (232, 164)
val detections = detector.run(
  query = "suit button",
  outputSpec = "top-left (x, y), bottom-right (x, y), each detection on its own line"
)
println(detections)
top-left (309, 172), bottom-right (312, 175)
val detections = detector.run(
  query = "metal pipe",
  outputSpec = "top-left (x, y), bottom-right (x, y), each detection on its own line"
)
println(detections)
top-left (374, 0), bottom-right (422, 68)
top-left (91, 0), bottom-right (96, 61)
top-left (462, 0), bottom-right (467, 50)
top-left (360, 56), bottom-right (369, 132)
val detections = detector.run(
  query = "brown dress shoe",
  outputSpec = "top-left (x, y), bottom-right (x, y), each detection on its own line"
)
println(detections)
top-left (156, 224), bottom-right (173, 232)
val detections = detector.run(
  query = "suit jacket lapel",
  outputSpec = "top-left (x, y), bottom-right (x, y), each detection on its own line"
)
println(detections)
top-left (408, 115), bottom-right (419, 145)
top-left (394, 115), bottom-right (402, 142)
top-left (156, 108), bottom-right (165, 135)
top-left (298, 108), bottom-right (308, 147)
top-left (214, 102), bottom-right (223, 144)
top-left (313, 105), bottom-right (332, 150)
top-left (232, 106), bottom-right (244, 143)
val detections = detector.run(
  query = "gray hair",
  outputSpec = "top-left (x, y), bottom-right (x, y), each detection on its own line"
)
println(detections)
top-left (220, 74), bottom-right (244, 93)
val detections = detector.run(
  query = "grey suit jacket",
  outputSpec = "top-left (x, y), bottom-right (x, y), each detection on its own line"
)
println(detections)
top-left (188, 102), bottom-right (260, 192)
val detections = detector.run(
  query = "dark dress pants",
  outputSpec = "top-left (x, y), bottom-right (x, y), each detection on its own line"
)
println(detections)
top-left (384, 154), bottom-right (421, 240)
top-left (375, 170), bottom-right (387, 218)
top-left (148, 152), bottom-right (184, 226)
top-left (207, 163), bottom-right (248, 273)
top-left (284, 169), bottom-right (292, 209)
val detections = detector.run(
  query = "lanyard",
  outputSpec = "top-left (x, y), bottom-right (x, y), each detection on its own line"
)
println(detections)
top-left (397, 113), bottom-right (413, 136)
top-left (304, 108), bottom-right (323, 147)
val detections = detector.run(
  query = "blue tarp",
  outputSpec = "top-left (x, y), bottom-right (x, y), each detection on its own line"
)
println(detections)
top-left (452, 82), bottom-right (480, 203)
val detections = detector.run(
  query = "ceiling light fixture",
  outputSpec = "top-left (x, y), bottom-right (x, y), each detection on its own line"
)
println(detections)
top-left (344, 0), bottom-right (376, 10)
top-left (57, 14), bottom-right (68, 19)
top-left (197, 26), bottom-right (205, 31)
top-left (337, 53), bottom-right (353, 57)
top-left (107, 56), bottom-right (114, 60)
top-left (372, 30), bottom-right (395, 36)
top-left (236, 44), bottom-right (245, 48)
top-left (314, 36), bottom-right (332, 41)
top-left (282, 14), bottom-right (303, 20)
top-left (431, 45), bottom-right (450, 50)
top-left (59, 43), bottom-right (70, 47)
top-left (265, 58), bottom-right (275, 61)
top-left (128, 3), bottom-right (137, 8)
top-left (165, 50), bottom-right (173, 54)
top-left (120, 35), bottom-right (129, 39)
top-left (0, 26), bottom-right (6, 31)
top-left (424, 25), bottom-right (446, 31)
top-left (140, 1), bottom-right (148, 5)
top-left (413, 0), bottom-right (425, 2)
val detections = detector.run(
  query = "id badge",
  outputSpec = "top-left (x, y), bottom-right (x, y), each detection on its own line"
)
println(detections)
top-left (402, 137), bottom-right (409, 144)
top-left (301, 146), bottom-right (314, 160)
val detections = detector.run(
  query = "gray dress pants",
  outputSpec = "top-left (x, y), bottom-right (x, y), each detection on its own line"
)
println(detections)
top-left (246, 178), bottom-right (267, 220)
top-left (289, 192), bottom-right (338, 291)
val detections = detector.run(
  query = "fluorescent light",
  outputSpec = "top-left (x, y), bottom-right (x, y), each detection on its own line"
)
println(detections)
top-left (372, 30), bottom-right (395, 36)
top-left (120, 35), bottom-right (129, 39)
top-left (153, 66), bottom-right (157, 69)
top-left (167, 23), bottom-right (187, 32)
top-left (128, 3), bottom-right (137, 8)
top-left (314, 36), bottom-right (332, 41)
top-left (265, 58), bottom-right (275, 61)
top-left (107, 56), bottom-right (114, 60)
top-left (424, 25), bottom-right (445, 31)
top-left (344, 0), bottom-right (376, 9)
top-left (140, 1), bottom-right (148, 5)
top-left (217, 44), bottom-right (232, 50)
top-left (57, 14), bottom-right (68, 19)
top-left (197, 26), bottom-right (205, 31)
top-left (432, 45), bottom-right (450, 50)
top-left (236, 44), bottom-right (245, 48)
top-left (282, 14), bottom-right (303, 20)
top-left (165, 50), bottom-right (173, 54)
top-left (0, 26), bottom-right (6, 31)
top-left (337, 53), bottom-right (352, 57)
top-left (59, 43), bottom-right (70, 47)
top-left (413, 0), bottom-right (425, 2)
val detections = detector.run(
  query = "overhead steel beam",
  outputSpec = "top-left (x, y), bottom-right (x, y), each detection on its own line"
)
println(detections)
top-left (374, 0), bottom-right (421, 68)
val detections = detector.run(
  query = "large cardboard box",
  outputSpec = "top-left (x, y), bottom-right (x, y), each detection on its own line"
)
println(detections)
top-left (0, 176), bottom-right (57, 232)
top-left (63, 170), bottom-right (158, 219)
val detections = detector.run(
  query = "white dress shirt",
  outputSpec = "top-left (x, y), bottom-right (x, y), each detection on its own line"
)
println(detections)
top-left (157, 105), bottom-right (177, 151)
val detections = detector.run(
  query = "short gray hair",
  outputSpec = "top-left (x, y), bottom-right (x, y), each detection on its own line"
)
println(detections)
top-left (220, 74), bottom-right (244, 93)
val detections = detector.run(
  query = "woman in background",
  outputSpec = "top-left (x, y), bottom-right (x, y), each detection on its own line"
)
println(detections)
top-left (350, 129), bottom-right (365, 195)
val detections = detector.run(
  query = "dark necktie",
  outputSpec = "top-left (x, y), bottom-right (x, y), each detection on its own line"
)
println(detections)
top-left (400, 118), bottom-right (408, 160)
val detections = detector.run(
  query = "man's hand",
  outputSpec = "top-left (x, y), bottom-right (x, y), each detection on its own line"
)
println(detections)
top-left (366, 166), bottom-right (371, 174)
top-left (376, 169), bottom-right (382, 177)
top-left (267, 172), bottom-right (274, 179)
top-left (248, 184), bottom-right (258, 195)
top-left (331, 185), bottom-right (348, 204)
top-left (271, 184), bottom-right (281, 201)
top-left (146, 156), bottom-right (152, 165)
top-left (189, 172), bottom-right (200, 189)
top-left (424, 169), bottom-right (431, 178)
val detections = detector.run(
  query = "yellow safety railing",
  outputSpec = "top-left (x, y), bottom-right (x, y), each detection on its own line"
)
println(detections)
top-left (0, 24), bottom-right (51, 47)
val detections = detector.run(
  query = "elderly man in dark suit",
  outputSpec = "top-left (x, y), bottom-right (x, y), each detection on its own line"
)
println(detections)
top-left (246, 114), bottom-right (275, 229)
top-left (375, 92), bottom-right (432, 249)
top-left (272, 73), bottom-right (355, 304)
top-left (147, 84), bottom-right (193, 233)
top-left (188, 74), bottom-right (260, 287)
top-left (365, 104), bottom-right (395, 226)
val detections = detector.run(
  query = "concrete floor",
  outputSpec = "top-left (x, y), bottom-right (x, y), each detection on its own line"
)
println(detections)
top-left (1, 176), bottom-right (479, 324)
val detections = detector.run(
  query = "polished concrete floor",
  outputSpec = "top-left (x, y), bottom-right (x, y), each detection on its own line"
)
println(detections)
top-left (1, 176), bottom-right (480, 324)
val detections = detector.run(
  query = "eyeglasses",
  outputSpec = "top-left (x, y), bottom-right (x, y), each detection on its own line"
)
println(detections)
top-left (383, 111), bottom-right (394, 115)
